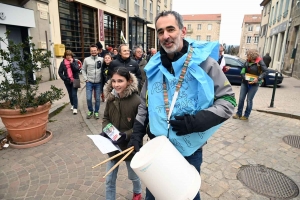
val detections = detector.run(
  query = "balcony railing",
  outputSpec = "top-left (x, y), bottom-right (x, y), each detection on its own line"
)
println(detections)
top-left (187, 28), bottom-right (193, 33)
top-left (277, 15), bottom-right (282, 22)
top-left (134, 4), bottom-right (140, 16)
top-left (283, 10), bottom-right (288, 18)
top-left (149, 12), bottom-right (153, 22)
top-left (143, 9), bottom-right (147, 19)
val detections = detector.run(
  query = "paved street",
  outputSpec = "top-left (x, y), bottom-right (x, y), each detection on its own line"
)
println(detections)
top-left (0, 75), bottom-right (300, 199)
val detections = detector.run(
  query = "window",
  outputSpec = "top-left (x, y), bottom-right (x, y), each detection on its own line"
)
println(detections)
top-left (147, 27), bottom-right (155, 51)
top-left (197, 24), bottom-right (201, 30)
top-left (149, 1), bottom-right (153, 22)
top-left (58, 0), bottom-right (99, 61)
top-left (196, 35), bottom-right (201, 40)
top-left (246, 36), bottom-right (251, 43)
top-left (187, 24), bottom-right (191, 30)
top-left (164, 0), bottom-right (167, 7)
top-left (254, 36), bottom-right (259, 43)
top-left (135, 0), bottom-right (140, 16)
top-left (104, 13), bottom-right (126, 48)
top-left (273, 1), bottom-right (278, 24)
top-left (278, 0), bottom-right (283, 21)
top-left (224, 57), bottom-right (242, 67)
top-left (264, 6), bottom-right (267, 16)
top-left (248, 26), bottom-right (253, 31)
top-left (119, 0), bottom-right (126, 10)
top-left (256, 26), bottom-right (260, 32)
top-left (207, 24), bottom-right (212, 30)
top-left (157, 5), bottom-right (160, 16)
top-left (143, 0), bottom-right (147, 19)
top-left (206, 35), bottom-right (211, 41)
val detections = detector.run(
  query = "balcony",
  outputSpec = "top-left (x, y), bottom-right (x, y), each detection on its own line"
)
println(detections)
top-left (187, 28), bottom-right (193, 34)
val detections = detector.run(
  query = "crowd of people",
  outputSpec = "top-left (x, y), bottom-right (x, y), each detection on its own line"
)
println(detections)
top-left (58, 10), bottom-right (269, 200)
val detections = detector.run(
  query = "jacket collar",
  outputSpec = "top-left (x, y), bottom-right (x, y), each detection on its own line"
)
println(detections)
top-left (103, 72), bottom-right (138, 101)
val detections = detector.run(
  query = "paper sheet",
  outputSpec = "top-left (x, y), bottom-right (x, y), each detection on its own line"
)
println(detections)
top-left (87, 135), bottom-right (121, 154)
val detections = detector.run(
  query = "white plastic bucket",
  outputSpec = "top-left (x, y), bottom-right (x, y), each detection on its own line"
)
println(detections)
top-left (130, 135), bottom-right (201, 200)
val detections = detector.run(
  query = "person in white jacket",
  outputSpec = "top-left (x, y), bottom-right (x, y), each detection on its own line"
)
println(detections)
top-left (82, 44), bottom-right (104, 119)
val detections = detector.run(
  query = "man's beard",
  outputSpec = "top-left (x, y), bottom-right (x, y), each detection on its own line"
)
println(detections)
top-left (161, 34), bottom-right (181, 54)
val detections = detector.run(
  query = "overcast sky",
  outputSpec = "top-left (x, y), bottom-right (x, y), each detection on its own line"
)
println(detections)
top-left (172, 0), bottom-right (263, 45)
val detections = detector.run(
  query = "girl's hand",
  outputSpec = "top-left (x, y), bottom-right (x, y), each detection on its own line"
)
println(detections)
top-left (249, 78), bottom-right (258, 84)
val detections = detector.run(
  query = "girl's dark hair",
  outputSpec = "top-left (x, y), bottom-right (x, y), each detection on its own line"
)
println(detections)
top-left (104, 53), bottom-right (112, 58)
top-left (112, 67), bottom-right (131, 81)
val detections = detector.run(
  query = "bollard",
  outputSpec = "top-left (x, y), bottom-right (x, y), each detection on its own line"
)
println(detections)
top-left (269, 72), bottom-right (278, 108)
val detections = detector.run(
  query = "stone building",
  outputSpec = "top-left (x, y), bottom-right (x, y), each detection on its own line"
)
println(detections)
top-left (238, 14), bottom-right (262, 60)
top-left (258, 0), bottom-right (272, 56)
top-left (181, 14), bottom-right (221, 42)
top-left (282, 0), bottom-right (300, 79)
top-left (0, 0), bottom-right (172, 82)
top-left (259, 0), bottom-right (293, 70)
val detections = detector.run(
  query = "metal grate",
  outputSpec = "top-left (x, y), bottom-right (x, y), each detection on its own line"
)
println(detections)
top-left (283, 135), bottom-right (300, 149)
top-left (237, 165), bottom-right (299, 199)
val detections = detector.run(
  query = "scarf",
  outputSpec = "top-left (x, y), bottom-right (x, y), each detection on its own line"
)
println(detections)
top-left (64, 59), bottom-right (74, 82)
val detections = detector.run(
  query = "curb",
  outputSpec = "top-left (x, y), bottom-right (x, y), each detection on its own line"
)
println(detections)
top-left (78, 84), bottom-right (99, 135)
top-left (255, 109), bottom-right (300, 120)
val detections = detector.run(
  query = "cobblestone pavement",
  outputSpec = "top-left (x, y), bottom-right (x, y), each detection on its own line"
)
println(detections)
top-left (0, 76), bottom-right (300, 200)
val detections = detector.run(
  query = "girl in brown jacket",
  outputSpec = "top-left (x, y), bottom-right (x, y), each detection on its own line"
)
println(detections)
top-left (101, 67), bottom-right (142, 200)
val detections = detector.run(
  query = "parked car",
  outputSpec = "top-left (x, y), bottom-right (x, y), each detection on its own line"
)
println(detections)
top-left (223, 54), bottom-right (284, 86)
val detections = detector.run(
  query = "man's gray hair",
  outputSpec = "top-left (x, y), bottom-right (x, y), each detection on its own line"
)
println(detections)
top-left (155, 10), bottom-right (184, 29)
top-left (132, 46), bottom-right (143, 55)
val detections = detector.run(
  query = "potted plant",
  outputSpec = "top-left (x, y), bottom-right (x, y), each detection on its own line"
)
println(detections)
top-left (0, 32), bottom-right (64, 148)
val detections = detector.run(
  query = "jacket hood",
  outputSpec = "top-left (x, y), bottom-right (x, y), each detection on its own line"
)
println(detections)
top-left (103, 72), bottom-right (138, 101)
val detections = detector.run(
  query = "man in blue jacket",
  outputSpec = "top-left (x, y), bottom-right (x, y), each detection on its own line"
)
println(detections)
top-left (128, 10), bottom-right (236, 200)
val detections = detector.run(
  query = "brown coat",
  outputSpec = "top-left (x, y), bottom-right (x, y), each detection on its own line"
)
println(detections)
top-left (102, 72), bottom-right (140, 161)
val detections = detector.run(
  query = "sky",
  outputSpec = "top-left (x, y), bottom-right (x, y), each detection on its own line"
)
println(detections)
top-left (172, 0), bottom-right (263, 45)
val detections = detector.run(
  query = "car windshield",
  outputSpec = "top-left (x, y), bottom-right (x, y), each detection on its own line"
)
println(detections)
top-left (238, 58), bottom-right (246, 64)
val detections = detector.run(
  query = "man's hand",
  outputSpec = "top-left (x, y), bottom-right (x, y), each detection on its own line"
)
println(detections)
top-left (169, 115), bottom-right (194, 136)
top-left (127, 138), bottom-right (141, 152)
top-left (112, 133), bottom-right (126, 144)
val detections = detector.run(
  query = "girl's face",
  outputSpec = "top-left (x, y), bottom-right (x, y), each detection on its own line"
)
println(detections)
top-left (104, 55), bottom-right (112, 64)
top-left (111, 73), bottom-right (131, 97)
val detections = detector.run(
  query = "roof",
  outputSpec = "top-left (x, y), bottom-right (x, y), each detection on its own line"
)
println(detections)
top-left (243, 14), bottom-right (262, 23)
top-left (182, 14), bottom-right (221, 21)
top-left (260, 0), bottom-right (271, 6)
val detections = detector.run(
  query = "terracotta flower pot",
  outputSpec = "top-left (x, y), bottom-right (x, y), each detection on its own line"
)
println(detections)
top-left (0, 102), bottom-right (51, 144)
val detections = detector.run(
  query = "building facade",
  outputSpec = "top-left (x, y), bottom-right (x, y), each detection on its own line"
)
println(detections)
top-left (260, 0), bottom-right (293, 70)
top-left (282, 0), bottom-right (300, 78)
top-left (258, 0), bottom-right (271, 56)
top-left (1, 0), bottom-right (172, 82)
top-left (238, 14), bottom-right (262, 60)
top-left (181, 14), bottom-right (221, 42)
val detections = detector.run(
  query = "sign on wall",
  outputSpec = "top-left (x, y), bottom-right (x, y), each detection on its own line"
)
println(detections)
top-left (98, 9), bottom-right (104, 41)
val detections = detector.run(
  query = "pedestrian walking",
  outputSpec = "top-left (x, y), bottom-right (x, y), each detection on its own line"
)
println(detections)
top-left (263, 53), bottom-right (272, 68)
top-left (81, 44), bottom-right (103, 119)
top-left (127, 10), bottom-right (236, 200)
top-left (101, 67), bottom-right (142, 200)
top-left (233, 49), bottom-right (268, 120)
top-left (58, 50), bottom-right (81, 115)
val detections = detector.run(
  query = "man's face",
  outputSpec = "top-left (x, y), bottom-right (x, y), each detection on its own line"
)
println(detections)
top-left (151, 49), bottom-right (157, 55)
top-left (135, 48), bottom-right (143, 59)
top-left (90, 47), bottom-right (98, 56)
top-left (156, 14), bottom-right (186, 54)
top-left (219, 46), bottom-right (224, 57)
